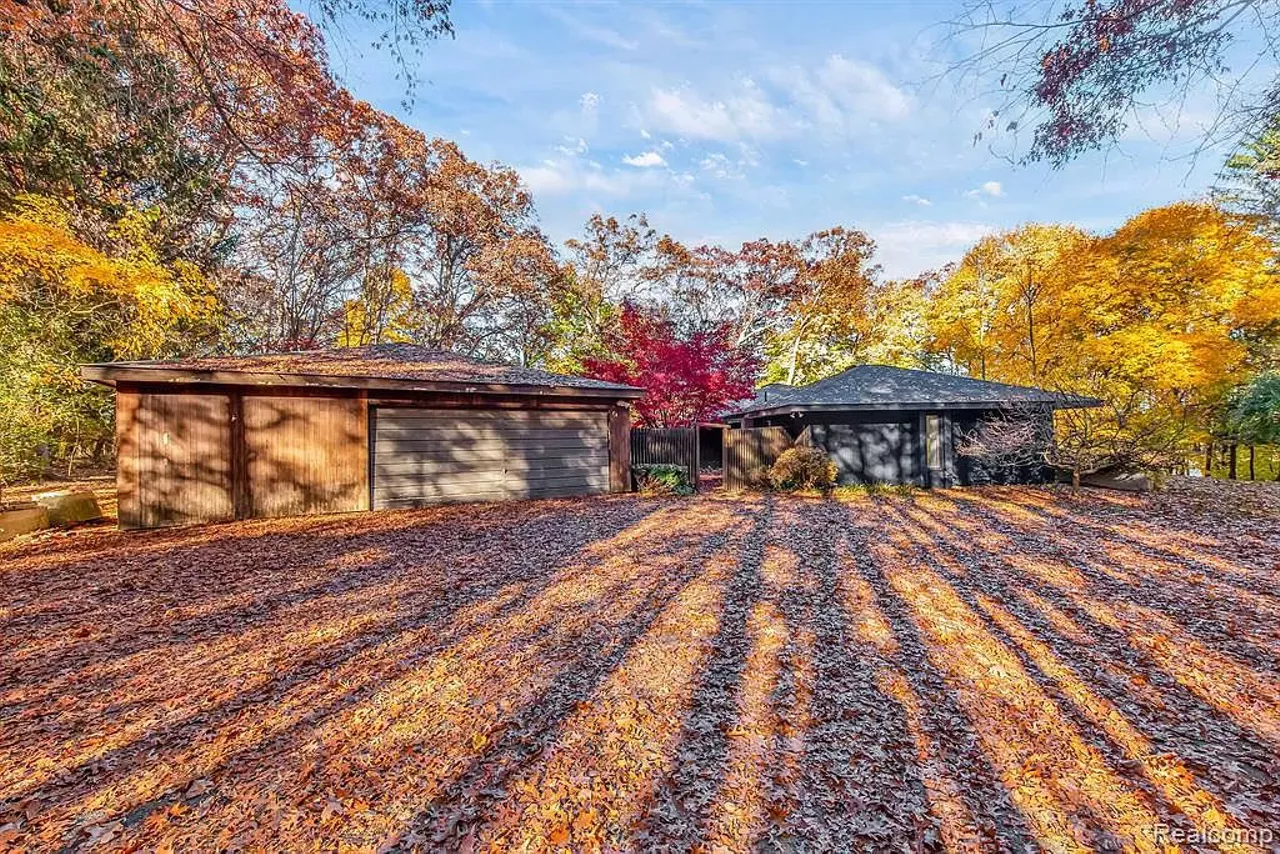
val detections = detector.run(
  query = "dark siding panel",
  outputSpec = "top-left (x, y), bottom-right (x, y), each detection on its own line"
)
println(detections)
top-left (820, 421), bottom-right (918, 485)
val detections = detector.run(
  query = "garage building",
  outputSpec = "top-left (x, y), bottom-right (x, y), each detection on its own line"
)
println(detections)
top-left (82, 345), bottom-right (641, 529)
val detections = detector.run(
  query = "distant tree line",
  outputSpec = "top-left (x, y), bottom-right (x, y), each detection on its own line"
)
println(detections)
top-left (2, 0), bottom-right (1279, 487)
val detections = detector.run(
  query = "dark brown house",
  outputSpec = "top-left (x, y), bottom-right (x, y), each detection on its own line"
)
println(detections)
top-left (724, 365), bottom-right (1100, 487)
top-left (82, 345), bottom-right (642, 529)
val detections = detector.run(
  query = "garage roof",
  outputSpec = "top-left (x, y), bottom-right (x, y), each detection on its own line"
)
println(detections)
top-left (726, 364), bottom-right (1101, 417)
top-left (82, 344), bottom-right (644, 398)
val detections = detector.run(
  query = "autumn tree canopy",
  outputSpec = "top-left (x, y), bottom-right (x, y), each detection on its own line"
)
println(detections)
top-left (931, 204), bottom-right (1280, 472)
top-left (582, 303), bottom-right (759, 428)
top-left (947, 0), bottom-right (1280, 164)
top-left (3, 0), bottom-right (1280, 483)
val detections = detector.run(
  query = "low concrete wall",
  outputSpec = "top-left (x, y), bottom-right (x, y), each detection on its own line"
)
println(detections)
top-left (1, 507), bottom-right (50, 543)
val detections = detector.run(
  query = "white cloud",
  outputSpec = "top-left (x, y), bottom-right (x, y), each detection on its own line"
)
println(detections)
top-left (555, 136), bottom-right (589, 156)
top-left (871, 221), bottom-right (996, 278)
top-left (902, 194), bottom-right (932, 207)
top-left (966, 180), bottom-right (1004, 199)
top-left (641, 55), bottom-right (911, 146)
top-left (647, 80), bottom-right (788, 142)
top-left (699, 152), bottom-right (742, 180)
top-left (770, 54), bottom-right (912, 133)
top-left (544, 7), bottom-right (638, 51)
top-left (579, 92), bottom-right (600, 115)
top-left (622, 150), bottom-right (667, 168)
top-left (520, 157), bottom-right (682, 198)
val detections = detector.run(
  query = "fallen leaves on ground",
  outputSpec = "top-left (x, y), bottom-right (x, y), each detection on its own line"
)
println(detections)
top-left (1, 478), bottom-right (1277, 851)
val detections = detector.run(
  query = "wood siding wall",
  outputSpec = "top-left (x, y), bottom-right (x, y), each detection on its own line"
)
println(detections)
top-left (630, 428), bottom-right (700, 490)
top-left (724, 426), bottom-right (793, 490)
top-left (117, 389), bottom-right (234, 529)
top-left (244, 393), bottom-right (369, 518)
top-left (115, 389), bottom-right (142, 529)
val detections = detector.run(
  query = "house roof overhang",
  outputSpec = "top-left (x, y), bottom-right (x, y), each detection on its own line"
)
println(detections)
top-left (723, 396), bottom-right (1104, 420)
top-left (80, 364), bottom-right (645, 400)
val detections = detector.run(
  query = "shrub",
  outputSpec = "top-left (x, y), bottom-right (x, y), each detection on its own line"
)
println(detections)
top-left (768, 447), bottom-right (837, 492)
top-left (632, 463), bottom-right (695, 496)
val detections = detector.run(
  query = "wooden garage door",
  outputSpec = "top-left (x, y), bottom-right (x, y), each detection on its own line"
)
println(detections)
top-left (372, 408), bottom-right (609, 508)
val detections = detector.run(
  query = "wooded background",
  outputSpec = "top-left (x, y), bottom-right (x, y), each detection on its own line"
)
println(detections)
top-left (2, 0), bottom-right (1279, 489)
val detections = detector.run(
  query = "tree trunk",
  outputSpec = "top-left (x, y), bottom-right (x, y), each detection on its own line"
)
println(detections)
top-left (786, 329), bottom-right (803, 386)
top-left (1204, 442), bottom-right (1213, 477)
top-left (1229, 443), bottom-right (1238, 480)
top-left (1071, 465), bottom-right (1080, 493)
top-left (1249, 445), bottom-right (1255, 481)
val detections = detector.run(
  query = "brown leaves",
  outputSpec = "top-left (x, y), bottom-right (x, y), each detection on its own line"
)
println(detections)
top-left (1, 480), bottom-right (1277, 849)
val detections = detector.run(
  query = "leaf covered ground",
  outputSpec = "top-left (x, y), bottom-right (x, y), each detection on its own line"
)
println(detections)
top-left (1, 480), bottom-right (1278, 851)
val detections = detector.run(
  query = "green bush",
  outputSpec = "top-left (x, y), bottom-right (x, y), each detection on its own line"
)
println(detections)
top-left (768, 446), bottom-right (837, 492)
top-left (632, 463), bottom-right (695, 496)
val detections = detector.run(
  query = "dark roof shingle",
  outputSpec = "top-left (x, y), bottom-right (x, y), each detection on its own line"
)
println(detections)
top-left (727, 365), bottom-right (1099, 415)
top-left (83, 344), bottom-right (641, 394)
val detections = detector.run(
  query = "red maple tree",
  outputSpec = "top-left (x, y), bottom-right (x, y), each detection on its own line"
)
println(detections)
top-left (583, 302), bottom-right (759, 427)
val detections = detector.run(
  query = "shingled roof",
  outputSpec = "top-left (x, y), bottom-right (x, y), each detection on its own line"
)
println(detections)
top-left (726, 365), bottom-right (1100, 417)
top-left (82, 344), bottom-right (643, 397)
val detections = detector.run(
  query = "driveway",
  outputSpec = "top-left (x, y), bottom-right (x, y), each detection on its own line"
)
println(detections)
top-left (1, 482), bottom-right (1277, 850)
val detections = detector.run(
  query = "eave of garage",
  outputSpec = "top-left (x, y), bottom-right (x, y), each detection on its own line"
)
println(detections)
top-left (80, 364), bottom-right (645, 400)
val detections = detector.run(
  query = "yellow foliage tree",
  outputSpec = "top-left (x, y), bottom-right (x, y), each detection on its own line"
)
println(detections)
top-left (0, 195), bottom-right (218, 479)
top-left (932, 203), bottom-right (1280, 473)
top-left (336, 264), bottom-right (419, 347)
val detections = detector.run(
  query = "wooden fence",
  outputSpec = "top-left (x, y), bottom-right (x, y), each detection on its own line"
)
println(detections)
top-left (724, 426), bottom-right (794, 490)
top-left (631, 428), bottom-right (700, 491)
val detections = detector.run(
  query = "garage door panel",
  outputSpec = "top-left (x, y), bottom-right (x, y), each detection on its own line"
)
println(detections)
top-left (373, 462), bottom-right (609, 486)
top-left (374, 426), bottom-right (607, 442)
top-left (374, 436), bottom-right (607, 453)
top-left (375, 413), bottom-right (603, 430)
top-left (375, 469), bottom-right (608, 494)
top-left (374, 453), bottom-right (608, 478)
top-left (372, 408), bottom-right (609, 507)
top-left (375, 480), bottom-right (607, 508)
top-left (373, 473), bottom-right (608, 505)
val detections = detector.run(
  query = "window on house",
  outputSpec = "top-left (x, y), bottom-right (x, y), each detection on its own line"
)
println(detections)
top-left (926, 414), bottom-right (942, 469)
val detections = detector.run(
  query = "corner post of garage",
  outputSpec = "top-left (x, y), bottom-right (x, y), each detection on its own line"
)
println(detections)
top-left (608, 403), bottom-right (632, 493)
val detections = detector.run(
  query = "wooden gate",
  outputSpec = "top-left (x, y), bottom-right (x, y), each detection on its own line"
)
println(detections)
top-left (630, 428), bottom-right (700, 491)
top-left (723, 426), bottom-right (794, 490)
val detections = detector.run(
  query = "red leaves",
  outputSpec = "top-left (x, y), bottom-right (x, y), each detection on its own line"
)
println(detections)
top-left (583, 302), bottom-right (759, 427)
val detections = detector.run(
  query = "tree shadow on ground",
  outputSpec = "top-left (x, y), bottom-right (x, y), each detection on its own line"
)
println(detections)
top-left (2, 486), bottom-right (1276, 850)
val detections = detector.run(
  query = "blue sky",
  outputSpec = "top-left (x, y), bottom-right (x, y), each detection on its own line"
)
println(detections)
top-left (330, 0), bottom-right (1235, 278)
